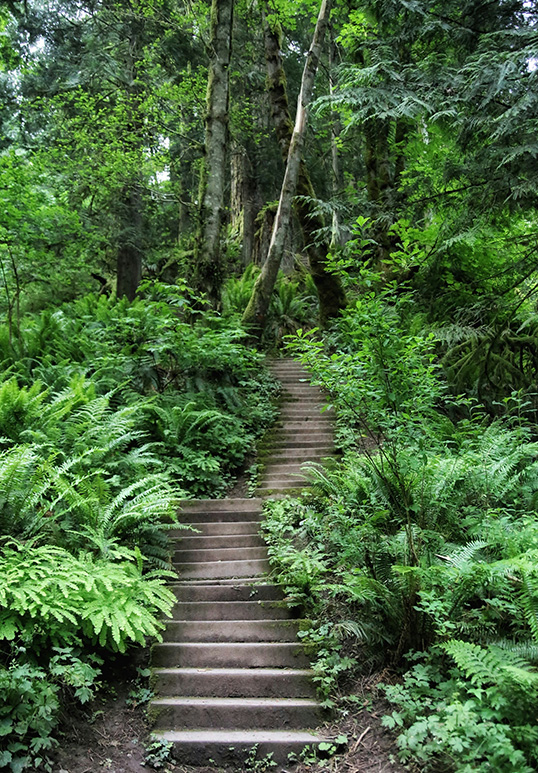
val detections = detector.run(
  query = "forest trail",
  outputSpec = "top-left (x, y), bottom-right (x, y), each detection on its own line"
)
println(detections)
top-left (149, 359), bottom-right (335, 767)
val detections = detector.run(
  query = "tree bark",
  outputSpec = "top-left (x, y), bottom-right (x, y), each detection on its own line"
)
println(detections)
top-left (115, 17), bottom-right (144, 301)
top-left (117, 185), bottom-right (143, 301)
top-left (243, 0), bottom-right (338, 336)
top-left (193, 0), bottom-right (233, 304)
top-left (329, 25), bottom-right (347, 248)
top-left (245, 2), bottom-right (346, 328)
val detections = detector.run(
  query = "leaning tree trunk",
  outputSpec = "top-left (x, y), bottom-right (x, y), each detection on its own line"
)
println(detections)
top-left (249, 2), bottom-right (346, 327)
top-left (243, 0), bottom-right (337, 336)
top-left (193, 0), bottom-right (234, 304)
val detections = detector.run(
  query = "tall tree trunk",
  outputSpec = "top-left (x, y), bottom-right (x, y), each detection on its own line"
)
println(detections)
top-left (230, 141), bottom-right (257, 266)
top-left (329, 25), bottom-right (346, 248)
top-left (243, 0), bottom-right (336, 336)
top-left (116, 19), bottom-right (144, 301)
top-left (117, 185), bottom-right (143, 301)
top-left (193, 0), bottom-right (233, 304)
top-left (248, 2), bottom-right (346, 327)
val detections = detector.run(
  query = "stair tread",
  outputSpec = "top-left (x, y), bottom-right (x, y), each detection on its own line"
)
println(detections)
top-left (153, 667), bottom-right (314, 675)
top-left (152, 696), bottom-right (319, 706)
top-left (155, 730), bottom-right (323, 741)
top-left (150, 359), bottom-right (334, 764)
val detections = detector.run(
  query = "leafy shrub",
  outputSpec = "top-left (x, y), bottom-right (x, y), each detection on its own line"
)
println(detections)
top-left (0, 542), bottom-right (176, 653)
top-left (0, 661), bottom-right (61, 772)
top-left (262, 292), bottom-right (538, 771)
top-left (0, 648), bottom-right (102, 773)
top-left (383, 645), bottom-right (538, 772)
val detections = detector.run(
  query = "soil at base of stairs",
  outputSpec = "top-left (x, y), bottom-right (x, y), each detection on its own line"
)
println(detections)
top-left (49, 657), bottom-right (407, 773)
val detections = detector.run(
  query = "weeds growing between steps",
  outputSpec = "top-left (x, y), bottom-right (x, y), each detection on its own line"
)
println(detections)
top-left (0, 282), bottom-right (278, 772)
top-left (262, 288), bottom-right (538, 773)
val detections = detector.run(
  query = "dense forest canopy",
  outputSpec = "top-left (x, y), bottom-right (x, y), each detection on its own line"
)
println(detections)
top-left (2, 0), bottom-right (538, 771)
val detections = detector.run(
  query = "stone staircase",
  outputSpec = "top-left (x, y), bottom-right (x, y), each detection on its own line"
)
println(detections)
top-left (150, 359), bottom-right (335, 767)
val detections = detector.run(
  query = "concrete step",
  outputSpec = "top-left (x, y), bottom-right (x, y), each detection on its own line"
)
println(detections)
top-left (169, 520), bottom-right (261, 538)
top-left (279, 404), bottom-right (332, 413)
top-left (151, 696), bottom-right (323, 730)
top-left (276, 377), bottom-right (313, 384)
top-left (180, 510), bottom-right (263, 524)
top-left (152, 729), bottom-right (324, 766)
top-left (175, 534), bottom-right (263, 550)
top-left (174, 546), bottom-right (267, 563)
top-left (258, 485), bottom-right (308, 496)
top-left (261, 463), bottom-right (316, 476)
top-left (151, 642), bottom-right (310, 669)
top-left (267, 435), bottom-right (335, 446)
top-left (152, 667), bottom-right (316, 698)
top-left (280, 395), bottom-right (324, 403)
top-left (259, 477), bottom-right (309, 487)
top-left (170, 583), bottom-right (283, 602)
top-left (174, 558), bottom-right (270, 580)
top-left (267, 450), bottom-right (334, 462)
top-left (169, 601), bottom-right (291, 621)
top-left (179, 498), bottom-right (263, 513)
top-left (162, 619), bottom-right (301, 642)
top-left (275, 422), bottom-right (333, 431)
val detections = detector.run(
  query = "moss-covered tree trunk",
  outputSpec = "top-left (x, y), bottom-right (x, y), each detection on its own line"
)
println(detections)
top-left (249, 2), bottom-right (346, 327)
top-left (193, 0), bottom-right (234, 303)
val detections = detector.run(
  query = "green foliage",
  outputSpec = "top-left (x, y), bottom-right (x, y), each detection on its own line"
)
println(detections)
top-left (262, 292), bottom-right (538, 770)
top-left (0, 661), bottom-right (60, 773)
top-left (0, 542), bottom-right (175, 653)
top-left (222, 266), bottom-right (318, 348)
top-left (383, 646), bottom-right (538, 772)
top-left (144, 736), bottom-right (174, 769)
top-left (0, 648), bottom-right (102, 773)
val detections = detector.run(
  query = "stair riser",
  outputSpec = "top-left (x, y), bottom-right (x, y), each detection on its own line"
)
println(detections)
top-left (263, 450), bottom-right (334, 461)
top-left (155, 735), bottom-right (322, 766)
top-left (175, 535), bottom-right (263, 550)
top-left (266, 436), bottom-right (335, 446)
top-left (152, 703), bottom-right (322, 730)
top-left (174, 546), bottom-right (267, 563)
top-left (169, 601), bottom-right (291, 621)
top-left (151, 644), bottom-right (310, 669)
top-left (275, 427), bottom-right (333, 436)
top-left (258, 480), bottom-right (308, 488)
top-left (179, 498), bottom-right (263, 513)
top-left (174, 559), bottom-right (270, 579)
top-left (152, 671), bottom-right (316, 698)
top-left (170, 584), bottom-right (283, 602)
top-left (261, 465), bottom-right (314, 476)
top-left (179, 511), bottom-right (263, 524)
top-left (169, 521), bottom-right (261, 537)
top-left (162, 620), bottom-right (300, 642)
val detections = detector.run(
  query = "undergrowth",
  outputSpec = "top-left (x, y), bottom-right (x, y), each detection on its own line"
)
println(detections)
top-left (0, 280), bottom-right (277, 771)
top-left (262, 283), bottom-right (538, 772)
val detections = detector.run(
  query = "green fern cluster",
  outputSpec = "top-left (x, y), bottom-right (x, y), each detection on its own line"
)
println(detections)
top-left (265, 294), bottom-right (538, 771)
top-left (0, 283), bottom-right (279, 770)
top-left (384, 643), bottom-right (538, 772)
top-left (222, 266), bottom-right (318, 348)
top-left (0, 542), bottom-right (175, 653)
